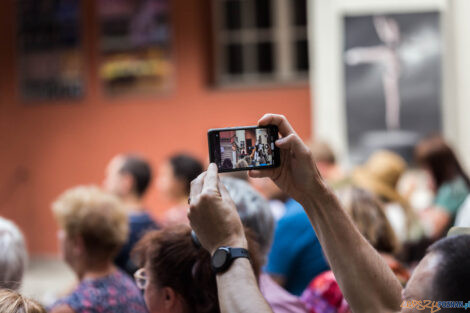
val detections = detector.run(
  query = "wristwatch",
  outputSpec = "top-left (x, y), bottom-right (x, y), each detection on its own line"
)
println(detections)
top-left (211, 247), bottom-right (250, 273)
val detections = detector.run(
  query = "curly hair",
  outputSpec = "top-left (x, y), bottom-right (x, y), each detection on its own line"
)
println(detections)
top-left (52, 186), bottom-right (128, 261)
top-left (0, 289), bottom-right (46, 313)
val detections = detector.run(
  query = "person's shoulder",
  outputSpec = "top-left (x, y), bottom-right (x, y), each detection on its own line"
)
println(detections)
top-left (130, 211), bottom-right (159, 228)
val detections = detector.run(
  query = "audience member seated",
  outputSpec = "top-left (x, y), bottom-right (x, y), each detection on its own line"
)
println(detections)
top-left (186, 114), bottom-right (470, 313)
top-left (49, 186), bottom-right (147, 313)
top-left (104, 154), bottom-right (159, 275)
top-left (0, 217), bottom-right (27, 291)
top-left (415, 135), bottom-right (470, 238)
top-left (265, 192), bottom-right (329, 296)
top-left (309, 140), bottom-right (345, 187)
top-left (221, 177), bottom-right (308, 313)
top-left (352, 150), bottom-right (423, 243)
top-left (131, 225), bottom-right (261, 313)
top-left (0, 289), bottom-right (45, 313)
top-left (454, 195), bottom-right (470, 227)
top-left (301, 187), bottom-right (410, 313)
top-left (156, 154), bottom-right (203, 226)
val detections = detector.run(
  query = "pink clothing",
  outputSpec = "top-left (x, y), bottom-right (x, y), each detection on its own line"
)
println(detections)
top-left (259, 273), bottom-right (309, 313)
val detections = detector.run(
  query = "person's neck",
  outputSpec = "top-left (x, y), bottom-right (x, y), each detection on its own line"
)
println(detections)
top-left (78, 262), bottom-right (116, 281)
top-left (121, 194), bottom-right (144, 213)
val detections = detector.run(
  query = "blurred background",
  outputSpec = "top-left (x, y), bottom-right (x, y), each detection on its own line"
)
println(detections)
top-left (1, 0), bottom-right (470, 306)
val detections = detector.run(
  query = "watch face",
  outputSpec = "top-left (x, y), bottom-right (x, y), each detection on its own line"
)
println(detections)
top-left (212, 249), bottom-right (229, 268)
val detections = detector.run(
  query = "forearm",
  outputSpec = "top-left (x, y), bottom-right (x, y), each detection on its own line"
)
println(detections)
top-left (301, 185), bottom-right (402, 313)
top-left (216, 258), bottom-right (273, 313)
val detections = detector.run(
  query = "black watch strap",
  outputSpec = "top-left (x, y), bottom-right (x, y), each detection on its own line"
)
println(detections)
top-left (230, 248), bottom-right (249, 259)
top-left (211, 247), bottom-right (250, 274)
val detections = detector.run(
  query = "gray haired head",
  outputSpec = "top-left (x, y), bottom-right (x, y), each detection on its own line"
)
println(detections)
top-left (221, 177), bottom-right (274, 263)
top-left (0, 217), bottom-right (28, 290)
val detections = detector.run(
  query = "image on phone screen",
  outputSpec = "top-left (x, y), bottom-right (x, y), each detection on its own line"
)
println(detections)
top-left (208, 125), bottom-right (280, 172)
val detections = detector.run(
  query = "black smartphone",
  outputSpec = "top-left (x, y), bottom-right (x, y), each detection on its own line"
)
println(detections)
top-left (208, 125), bottom-right (280, 173)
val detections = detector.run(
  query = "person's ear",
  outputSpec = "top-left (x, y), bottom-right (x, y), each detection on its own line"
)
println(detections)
top-left (70, 235), bottom-right (86, 256)
top-left (120, 172), bottom-right (135, 195)
top-left (162, 287), bottom-right (178, 310)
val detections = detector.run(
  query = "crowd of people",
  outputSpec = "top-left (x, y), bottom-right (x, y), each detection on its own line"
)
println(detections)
top-left (1, 114), bottom-right (470, 313)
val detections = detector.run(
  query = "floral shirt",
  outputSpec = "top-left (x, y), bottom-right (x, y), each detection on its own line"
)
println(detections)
top-left (50, 269), bottom-right (148, 313)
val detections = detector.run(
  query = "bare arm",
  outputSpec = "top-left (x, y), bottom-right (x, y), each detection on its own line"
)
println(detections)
top-left (188, 164), bottom-right (273, 313)
top-left (216, 258), bottom-right (272, 313)
top-left (250, 114), bottom-right (402, 313)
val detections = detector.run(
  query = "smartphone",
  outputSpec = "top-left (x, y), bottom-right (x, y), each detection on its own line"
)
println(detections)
top-left (208, 125), bottom-right (280, 172)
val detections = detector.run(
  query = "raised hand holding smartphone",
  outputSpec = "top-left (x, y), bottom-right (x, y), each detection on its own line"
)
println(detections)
top-left (208, 125), bottom-right (280, 173)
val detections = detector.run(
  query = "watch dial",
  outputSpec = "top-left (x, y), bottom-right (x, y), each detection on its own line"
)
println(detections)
top-left (212, 249), bottom-right (228, 268)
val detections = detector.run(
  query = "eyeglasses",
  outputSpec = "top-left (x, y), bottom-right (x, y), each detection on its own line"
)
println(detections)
top-left (134, 268), bottom-right (149, 290)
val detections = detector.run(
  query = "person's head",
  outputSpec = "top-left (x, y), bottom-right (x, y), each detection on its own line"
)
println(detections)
top-left (52, 186), bottom-right (128, 275)
top-left (402, 235), bottom-right (470, 312)
top-left (310, 140), bottom-right (337, 179)
top-left (352, 150), bottom-right (407, 204)
top-left (132, 225), bottom-right (261, 313)
top-left (0, 217), bottom-right (27, 290)
top-left (235, 159), bottom-right (248, 169)
top-left (157, 154), bottom-right (203, 201)
top-left (337, 187), bottom-right (398, 254)
top-left (221, 177), bottom-right (274, 263)
top-left (415, 135), bottom-right (470, 190)
top-left (104, 154), bottom-right (153, 200)
top-left (221, 159), bottom-right (233, 170)
top-left (0, 289), bottom-right (45, 313)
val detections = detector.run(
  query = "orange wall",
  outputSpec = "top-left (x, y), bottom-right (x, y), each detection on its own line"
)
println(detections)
top-left (0, 0), bottom-right (311, 255)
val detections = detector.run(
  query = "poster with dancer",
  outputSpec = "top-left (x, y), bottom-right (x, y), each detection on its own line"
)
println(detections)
top-left (17, 0), bottom-right (83, 101)
top-left (98, 0), bottom-right (172, 95)
top-left (344, 12), bottom-right (442, 163)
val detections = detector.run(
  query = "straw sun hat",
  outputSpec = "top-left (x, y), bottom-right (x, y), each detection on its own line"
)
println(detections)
top-left (352, 150), bottom-right (407, 205)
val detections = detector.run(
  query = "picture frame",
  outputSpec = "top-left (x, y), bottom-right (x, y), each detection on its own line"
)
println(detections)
top-left (309, 0), bottom-right (470, 167)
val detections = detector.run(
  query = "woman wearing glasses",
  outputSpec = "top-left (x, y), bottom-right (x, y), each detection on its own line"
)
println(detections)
top-left (132, 225), bottom-right (261, 313)
top-left (49, 186), bottom-right (148, 313)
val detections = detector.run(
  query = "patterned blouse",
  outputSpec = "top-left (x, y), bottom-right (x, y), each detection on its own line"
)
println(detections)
top-left (301, 256), bottom-right (410, 313)
top-left (50, 269), bottom-right (148, 313)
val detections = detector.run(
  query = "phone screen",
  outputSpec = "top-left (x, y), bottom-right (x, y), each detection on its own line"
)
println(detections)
top-left (208, 125), bottom-right (280, 172)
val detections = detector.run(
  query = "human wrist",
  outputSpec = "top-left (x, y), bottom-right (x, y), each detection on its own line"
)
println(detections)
top-left (210, 235), bottom-right (248, 255)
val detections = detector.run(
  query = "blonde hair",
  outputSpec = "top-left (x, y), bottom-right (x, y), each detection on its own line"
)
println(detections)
top-left (52, 186), bottom-right (128, 260)
top-left (338, 187), bottom-right (399, 254)
top-left (0, 289), bottom-right (46, 313)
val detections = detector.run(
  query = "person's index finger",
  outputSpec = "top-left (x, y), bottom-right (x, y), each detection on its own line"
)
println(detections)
top-left (202, 163), bottom-right (219, 194)
top-left (190, 172), bottom-right (206, 204)
top-left (258, 114), bottom-right (295, 137)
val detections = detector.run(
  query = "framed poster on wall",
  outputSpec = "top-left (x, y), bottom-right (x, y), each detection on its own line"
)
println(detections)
top-left (311, 0), bottom-right (450, 166)
top-left (98, 0), bottom-right (172, 96)
top-left (344, 12), bottom-right (442, 163)
top-left (17, 0), bottom-right (84, 101)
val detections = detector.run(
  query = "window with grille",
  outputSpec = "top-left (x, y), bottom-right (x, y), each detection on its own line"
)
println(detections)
top-left (213, 0), bottom-right (309, 86)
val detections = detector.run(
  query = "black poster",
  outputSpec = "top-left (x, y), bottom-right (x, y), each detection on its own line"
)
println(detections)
top-left (344, 12), bottom-right (442, 163)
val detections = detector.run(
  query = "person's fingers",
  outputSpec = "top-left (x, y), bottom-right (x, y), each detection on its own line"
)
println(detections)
top-left (189, 172), bottom-right (206, 205)
top-left (275, 133), bottom-right (309, 154)
top-left (218, 179), bottom-right (232, 200)
top-left (248, 168), bottom-right (276, 179)
top-left (202, 163), bottom-right (219, 194)
top-left (257, 114), bottom-right (295, 137)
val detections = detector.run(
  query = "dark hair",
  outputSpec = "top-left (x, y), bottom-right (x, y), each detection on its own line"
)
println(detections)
top-left (415, 136), bottom-right (470, 189)
top-left (119, 155), bottom-right (153, 197)
top-left (169, 154), bottom-right (204, 195)
top-left (427, 235), bottom-right (470, 303)
top-left (222, 159), bottom-right (233, 170)
top-left (132, 225), bottom-right (261, 313)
